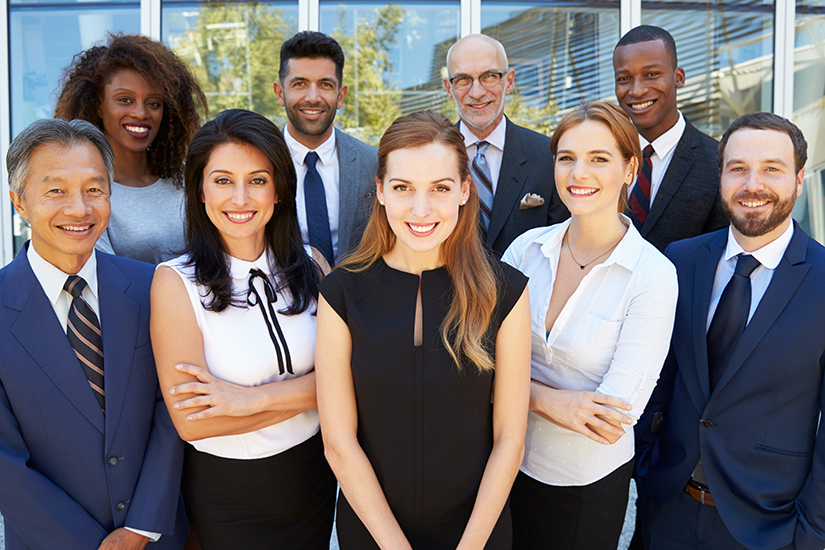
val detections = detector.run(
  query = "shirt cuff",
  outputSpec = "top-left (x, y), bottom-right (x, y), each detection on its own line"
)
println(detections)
top-left (125, 527), bottom-right (161, 542)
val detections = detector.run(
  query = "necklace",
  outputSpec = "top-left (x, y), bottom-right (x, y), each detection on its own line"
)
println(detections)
top-left (565, 234), bottom-right (621, 270)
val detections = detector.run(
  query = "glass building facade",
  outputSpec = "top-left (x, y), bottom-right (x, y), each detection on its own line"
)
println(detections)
top-left (1, 0), bottom-right (822, 262)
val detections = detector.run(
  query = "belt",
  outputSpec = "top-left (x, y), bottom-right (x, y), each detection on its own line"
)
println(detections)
top-left (685, 481), bottom-right (715, 506)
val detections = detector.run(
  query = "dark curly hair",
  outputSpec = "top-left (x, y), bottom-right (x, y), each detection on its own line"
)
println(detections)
top-left (54, 33), bottom-right (207, 187)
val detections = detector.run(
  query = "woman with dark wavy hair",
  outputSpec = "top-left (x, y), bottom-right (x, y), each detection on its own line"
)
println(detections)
top-left (55, 33), bottom-right (207, 263)
top-left (316, 110), bottom-right (531, 549)
top-left (151, 109), bottom-right (336, 549)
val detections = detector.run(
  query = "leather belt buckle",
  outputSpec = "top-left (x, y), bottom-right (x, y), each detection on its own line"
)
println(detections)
top-left (685, 481), bottom-right (715, 506)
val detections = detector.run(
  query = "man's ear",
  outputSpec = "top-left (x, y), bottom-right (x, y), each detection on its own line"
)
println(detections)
top-left (10, 191), bottom-right (28, 221)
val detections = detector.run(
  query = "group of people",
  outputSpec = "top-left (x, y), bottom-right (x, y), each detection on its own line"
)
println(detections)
top-left (0, 20), bottom-right (822, 550)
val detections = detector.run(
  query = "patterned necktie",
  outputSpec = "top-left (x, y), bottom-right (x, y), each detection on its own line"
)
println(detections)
top-left (472, 141), bottom-right (494, 230)
top-left (64, 275), bottom-right (105, 411)
top-left (630, 144), bottom-right (655, 230)
top-left (706, 254), bottom-right (761, 392)
top-left (304, 151), bottom-right (334, 265)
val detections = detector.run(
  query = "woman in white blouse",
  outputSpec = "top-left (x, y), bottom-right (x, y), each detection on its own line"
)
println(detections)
top-left (151, 109), bottom-right (335, 549)
top-left (502, 101), bottom-right (678, 550)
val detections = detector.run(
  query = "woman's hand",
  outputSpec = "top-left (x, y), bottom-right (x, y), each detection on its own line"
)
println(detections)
top-left (530, 382), bottom-right (632, 445)
top-left (170, 363), bottom-right (262, 420)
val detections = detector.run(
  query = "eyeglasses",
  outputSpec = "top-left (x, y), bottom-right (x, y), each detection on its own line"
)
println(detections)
top-left (448, 72), bottom-right (507, 90)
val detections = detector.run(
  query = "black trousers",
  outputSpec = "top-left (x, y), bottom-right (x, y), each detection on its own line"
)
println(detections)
top-left (182, 432), bottom-right (337, 550)
top-left (510, 459), bottom-right (634, 550)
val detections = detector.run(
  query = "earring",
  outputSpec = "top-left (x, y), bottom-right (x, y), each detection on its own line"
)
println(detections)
top-left (379, 200), bottom-right (384, 205)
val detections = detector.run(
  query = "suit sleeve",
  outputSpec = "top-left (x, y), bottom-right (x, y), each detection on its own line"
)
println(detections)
top-left (0, 376), bottom-right (110, 549)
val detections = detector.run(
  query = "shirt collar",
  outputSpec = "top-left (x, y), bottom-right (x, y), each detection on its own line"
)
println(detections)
top-left (460, 116), bottom-right (507, 152)
top-left (639, 111), bottom-right (685, 159)
top-left (229, 248), bottom-right (275, 280)
top-left (284, 125), bottom-right (337, 166)
top-left (27, 242), bottom-right (99, 306)
top-left (723, 221), bottom-right (794, 270)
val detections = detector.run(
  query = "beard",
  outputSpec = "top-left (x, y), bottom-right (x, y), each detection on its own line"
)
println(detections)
top-left (286, 101), bottom-right (337, 138)
top-left (721, 188), bottom-right (797, 237)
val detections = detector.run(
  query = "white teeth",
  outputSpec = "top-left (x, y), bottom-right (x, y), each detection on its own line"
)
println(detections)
top-left (409, 223), bottom-right (436, 233)
top-left (125, 125), bottom-right (149, 134)
top-left (631, 100), bottom-right (654, 110)
top-left (226, 212), bottom-right (254, 221)
top-left (569, 188), bottom-right (597, 196)
top-left (742, 200), bottom-right (768, 207)
top-left (61, 225), bottom-right (91, 232)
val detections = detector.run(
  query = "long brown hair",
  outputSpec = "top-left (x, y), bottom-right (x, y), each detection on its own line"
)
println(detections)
top-left (550, 101), bottom-right (641, 213)
top-left (340, 110), bottom-right (500, 372)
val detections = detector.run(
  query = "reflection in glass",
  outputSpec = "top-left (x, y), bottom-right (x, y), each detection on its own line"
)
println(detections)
top-left (163, 2), bottom-right (298, 126)
top-left (642, 0), bottom-right (774, 138)
top-left (481, 1), bottom-right (620, 135)
top-left (9, 5), bottom-right (139, 254)
top-left (793, 0), bottom-right (825, 243)
top-left (320, 1), bottom-right (461, 143)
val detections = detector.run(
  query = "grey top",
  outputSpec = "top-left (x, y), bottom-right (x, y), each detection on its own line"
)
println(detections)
top-left (96, 177), bottom-right (186, 264)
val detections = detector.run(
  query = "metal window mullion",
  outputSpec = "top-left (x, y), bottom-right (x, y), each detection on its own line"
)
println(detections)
top-left (300, 0), bottom-right (318, 32)
top-left (773, 0), bottom-right (795, 118)
top-left (466, 0), bottom-right (479, 36)
top-left (621, 0), bottom-right (642, 36)
top-left (142, 0), bottom-right (161, 39)
top-left (1, 0), bottom-right (12, 266)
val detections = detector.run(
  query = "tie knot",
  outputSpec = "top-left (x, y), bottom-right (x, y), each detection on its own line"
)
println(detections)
top-left (304, 151), bottom-right (319, 170)
top-left (63, 275), bottom-right (88, 298)
top-left (734, 254), bottom-right (760, 278)
top-left (475, 141), bottom-right (489, 157)
top-left (643, 145), bottom-right (654, 159)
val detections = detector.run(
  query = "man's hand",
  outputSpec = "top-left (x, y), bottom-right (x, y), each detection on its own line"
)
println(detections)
top-left (97, 528), bottom-right (150, 550)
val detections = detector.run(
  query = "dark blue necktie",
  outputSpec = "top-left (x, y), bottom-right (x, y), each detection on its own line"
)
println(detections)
top-left (706, 254), bottom-right (761, 391)
top-left (304, 151), bottom-right (334, 265)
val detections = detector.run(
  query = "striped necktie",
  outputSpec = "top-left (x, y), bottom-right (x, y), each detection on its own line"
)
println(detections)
top-left (630, 144), bottom-right (655, 230)
top-left (64, 275), bottom-right (105, 412)
top-left (304, 151), bottom-right (334, 266)
top-left (472, 141), bottom-right (494, 230)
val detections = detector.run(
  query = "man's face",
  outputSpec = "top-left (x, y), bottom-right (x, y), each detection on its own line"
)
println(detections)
top-left (613, 39), bottom-right (685, 143)
top-left (443, 41), bottom-right (514, 138)
top-left (720, 128), bottom-right (803, 245)
top-left (274, 57), bottom-right (347, 149)
top-left (10, 142), bottom-right (110, 273)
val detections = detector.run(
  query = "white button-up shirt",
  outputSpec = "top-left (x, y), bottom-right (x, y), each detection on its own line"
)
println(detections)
top-left (460, 117), bottom-right (507, 194)
top-left (629, 111), bottom-right (686, 205)
top-left (503, 217), bottom-right (678, 485)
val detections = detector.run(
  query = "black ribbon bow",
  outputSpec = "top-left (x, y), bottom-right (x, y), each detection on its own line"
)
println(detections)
top-left (247, 268), bottom-right (293, 375)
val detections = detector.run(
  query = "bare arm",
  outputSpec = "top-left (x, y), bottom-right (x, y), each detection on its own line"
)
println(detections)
top-left (151, 265), bottom-right (311, 442)
top-left (456, 288), bottom-right (531, 550)
top-left (315, 296), bottom-right (413, 550)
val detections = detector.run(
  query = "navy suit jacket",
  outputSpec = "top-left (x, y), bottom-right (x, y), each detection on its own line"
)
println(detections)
top-left (333, 128), bottom-right (377, 259)
top-left (0, 247), bottom-right (187, 550)
top-left (635, 223), bottom-right (825, 550)
top-left (637, 120), bottom-right (728, 252)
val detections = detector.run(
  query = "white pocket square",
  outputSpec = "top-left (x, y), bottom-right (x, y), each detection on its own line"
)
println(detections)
top-left (519, 193), bottom-right (545, 210)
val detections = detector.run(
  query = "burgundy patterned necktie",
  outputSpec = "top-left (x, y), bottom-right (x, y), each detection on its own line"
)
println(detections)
top-left (64, 275), bottom-right (105, 412)
top-left (630, 144), bottom-right (655, 230)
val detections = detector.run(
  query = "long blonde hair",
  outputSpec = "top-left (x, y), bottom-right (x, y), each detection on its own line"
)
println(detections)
top-left (339, 110), bottom-right (500, 372)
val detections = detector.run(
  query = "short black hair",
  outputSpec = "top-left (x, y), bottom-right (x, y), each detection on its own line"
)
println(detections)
top-left (615, 25), bottom-right (678, 69)
top-left (718, 112), bottom-right (808, 175)
top-left (279, 31), bottom-right (345, 84)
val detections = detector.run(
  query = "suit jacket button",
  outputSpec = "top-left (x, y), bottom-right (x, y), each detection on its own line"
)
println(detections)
top-left (701, 419), bottom-right (713, 428)
top-left (116, 502), bottom-right (127, 511)
top-left (108, 457), bottom-right (119, 467)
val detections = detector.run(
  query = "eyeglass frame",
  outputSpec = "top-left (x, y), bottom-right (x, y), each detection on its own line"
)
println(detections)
top-left (447, 71), bottom-right (508, 90)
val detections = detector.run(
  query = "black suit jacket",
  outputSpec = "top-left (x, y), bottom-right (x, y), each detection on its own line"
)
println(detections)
top-left (637, 119), bottom-right (728, 252)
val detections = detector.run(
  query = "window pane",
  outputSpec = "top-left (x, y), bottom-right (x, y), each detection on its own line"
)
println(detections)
top-left (9, 5), bottom-right (140, 254)
top-left (320, 1), bottom-right (461, 143)
top-left (642, 0), bottom-right (774, 138)
top-left (793, 0), bottom-right (825, 243)
top-left (481, 1), bottom-right (620, 135)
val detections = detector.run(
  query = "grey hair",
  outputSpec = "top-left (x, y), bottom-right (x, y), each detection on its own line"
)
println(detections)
top-left (7, 118), bottom-right (114, 197)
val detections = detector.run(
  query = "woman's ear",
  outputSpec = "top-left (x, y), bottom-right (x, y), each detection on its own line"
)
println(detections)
top-left (376, 178), bottom-right (385, 206)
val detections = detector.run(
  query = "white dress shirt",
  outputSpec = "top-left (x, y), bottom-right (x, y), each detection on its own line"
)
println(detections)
top-left (460, 117), bottom-right (507, 194)
top-left (502, 217), bottom-right (678, 486)
top-left (706, 222), bottom-right (794, 330)
top-left (27, 244), bottom-right (160, 542)
top-left (284, 127), bottom-right (341, 259)
top-left (629, 111), bottom-right (686, 205)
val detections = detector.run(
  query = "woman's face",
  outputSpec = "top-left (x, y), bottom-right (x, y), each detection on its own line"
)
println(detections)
top-left (201, 142), bottom-right (277, 261)
top-left (99, 68), bottom-right (164, 157)
top-left (554, 119), bottom-right (637, 219)
top-left (377, 142), bottom-right (470, 265)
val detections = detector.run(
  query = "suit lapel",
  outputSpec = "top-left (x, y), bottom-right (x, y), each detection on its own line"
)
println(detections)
top-left (6, 250), bottom-right (105, 433)
top-left (97, 255), bottom-right (139, 450)
top-left (335, 129), bottom-right (358, 256)
top-left (713, 223), bottom-right (810, 395)
top-left (488, 118), bottom-right (528, 246)
top-left (643, 121), bottom-right (697, 236)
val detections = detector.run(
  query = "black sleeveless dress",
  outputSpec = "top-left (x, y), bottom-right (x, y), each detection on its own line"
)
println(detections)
top-left (320, 258), bottom-right (527, 549)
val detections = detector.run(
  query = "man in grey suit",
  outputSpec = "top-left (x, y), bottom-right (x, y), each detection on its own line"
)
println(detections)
top-left (613, 25), bottom-right (728, 252)
top-left (443, 34), bottom-right (568, 256)
top-left (274, 31), bottom-right (377, 264)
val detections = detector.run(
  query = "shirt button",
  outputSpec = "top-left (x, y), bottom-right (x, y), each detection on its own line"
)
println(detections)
top-left (701, 419), bottom-right (714, 428)
top-left (107, 457), bottom-right (119, 467)
top-left (116, 502), bottom-right (127, 512)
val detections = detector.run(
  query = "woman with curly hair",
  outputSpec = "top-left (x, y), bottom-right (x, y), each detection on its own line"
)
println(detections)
top-left (55, 33), bottom-right (207, 263)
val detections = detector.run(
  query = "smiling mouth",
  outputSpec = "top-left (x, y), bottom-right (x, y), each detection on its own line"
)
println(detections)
top-left (58, 224), bottom-right (93, 233)
top-left (225, 212), bottom-right (255, 222)
top-left (124, 125), bottom-right (150, 135)
top-left (629, 100), bottom-right (656, 112)
top-left (740, 200), bottom-right (770, 208)
top-left (568, 187), bottom-right (598, 196)
top-left (408, 222), bottom-right (438, 234)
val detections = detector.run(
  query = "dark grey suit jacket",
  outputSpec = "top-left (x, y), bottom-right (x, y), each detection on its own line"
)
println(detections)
top-left (334, 128), bottom-right (377, 260)
top-left (484, 118), bottom-right (569, 256)
top-left (637, 119), bottom-right (728, 252)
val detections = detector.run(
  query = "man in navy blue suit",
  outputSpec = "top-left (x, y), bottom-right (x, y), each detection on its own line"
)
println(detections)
top-left (0, 119), bottom-right (186, 549)
top-left (635, 113), bottom-right (825, 549)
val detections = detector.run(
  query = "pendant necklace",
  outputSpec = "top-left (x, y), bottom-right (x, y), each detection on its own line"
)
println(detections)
top-left (565, 234), bottom-right (621, 270)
